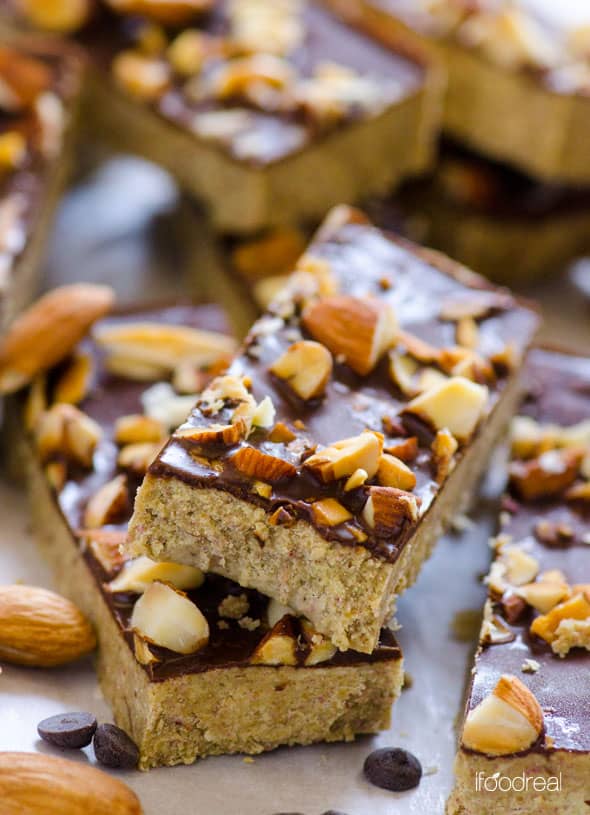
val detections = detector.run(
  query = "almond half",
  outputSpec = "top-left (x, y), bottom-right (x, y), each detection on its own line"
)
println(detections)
top-left (0, 585), bottom-right (96, 667)
top-left (0, 752), bottom-right (142, 815)
top-left (131, 581), bottom-right (209, 655)
top-left (0, 284), bottom-right (114, 394)
top-left (302, 295), bottom-right (397, 376)
top-left (462, 674), bottom-right (543, 755)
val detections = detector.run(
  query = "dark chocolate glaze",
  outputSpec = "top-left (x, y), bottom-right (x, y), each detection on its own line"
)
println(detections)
top-left (465, 348), bottom-right (590, 757)
top-left (44, 305), bottom-right (400, 682)
top-left (78, 2), bottom-right (425, 166)
top-left (150, 216), bottom-right (539, 561)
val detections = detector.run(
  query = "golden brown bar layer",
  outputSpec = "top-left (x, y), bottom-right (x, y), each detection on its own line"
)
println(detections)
top-left (448, 348), bottom-right (590, 814)
top-left (128, 206), bottom-right (539, 653)
top-left (7, 0), bottom-right (440, 233)
top-left (326, 0), bottom-right (590, 183)
top-left (12, 301), bottom-right (402, 769)
top-left (0, 38), bottom-right (83, 331)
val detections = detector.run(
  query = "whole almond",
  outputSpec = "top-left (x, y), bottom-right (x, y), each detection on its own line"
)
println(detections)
top-left (0, 585), bottom-right (96, 667)
top-left (0, 752), bottom-right (142, 815)
top-left (0, 284), bottom-right (115, 394)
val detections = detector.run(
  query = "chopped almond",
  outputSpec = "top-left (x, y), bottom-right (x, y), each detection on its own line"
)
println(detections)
top-left (302, 296), bottom-right (397, 376)
top-left (303, 431), bottom-right (382, 482)
top-left (83, 474), bottom-right (129, 529)
top-left (377, 454), bottom-right (416, 491)
top-left (269, 340), bottom-right (333, 400)
top-left (232, 446), bottom-right (296, 483)
top-left (311, 498), bottom-right (352, 527)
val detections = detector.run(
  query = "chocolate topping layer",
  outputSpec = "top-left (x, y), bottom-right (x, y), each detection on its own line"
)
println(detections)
top-left (36, 304), bottom-right (400, 681)
top-left (150, 214), bottom-right (538, 561)
top-left (80, 2), bottom-right (425, 166)
top-left (465, 348), bottom-right (590, 756)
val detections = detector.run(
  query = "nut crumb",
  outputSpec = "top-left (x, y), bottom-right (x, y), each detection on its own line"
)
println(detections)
top-left (238, 616), bottom-right (261, 631)
top-left (521, 658), bottom-right (540, 674)
top-left (402, 671), bottom-right (413, 690)
top-left (217, 620), bottom-right (230, 630)
top-left (242, 756), bottom-right (255, 764)
top-left (218, 593), bottom-right (250, 619)
top-left (424, 765), bottom-right (438, 776)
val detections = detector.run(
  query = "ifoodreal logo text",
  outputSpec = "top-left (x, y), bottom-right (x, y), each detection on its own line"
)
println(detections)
top-left (475, 771), bottom-right (562, 793)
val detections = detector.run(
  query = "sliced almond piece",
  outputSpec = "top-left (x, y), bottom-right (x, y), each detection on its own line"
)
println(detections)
top-left (362, 486), bottom-right (420, 535)
top-left (384, 436), bottom-right (418, 463)
top-left (0, 752), bottom-right (142, 815)
top-left (377, 453), bottom-right (416, 491)
top-left (53, 352), bottom-right (93, 405)
top-left (530, 593), bottom-right (590, 644)
top-left (303, 431), bottom-right (382, 483)
top-left (566, 481), bottom-right (590, 503)
top-left (0, 585), bottom-right (96, 667)
top-left (108, 556), bottom-right (204, 594)
top-left (133, 632), bottom-right (160, 666)
top-left (117, 441), bottom-right (163, 475)
top-left (456, 316), bottom-right (479, 349)
top-left (36, 403), bottom-right (102, 467)
top-left (88, 534), bottom-right (128, 577)
top-left (112, 51), bottom-right (171, 101)
top-left (114, 414), bottom-right (166, 445)
top-left (396, 330), bottom-right (441, 365)
top-left (0, 46), bottom-right (53, 110)
top-left (517, 579), bottom-right (571, 614)
top-left (269, 340), bottom-right (333, 400)
top-left (231, 227), bottom-right (306, 281)
top-left (302, 296), bottom-right (397, 376)
top-left (462, 674), bottom-right (543, 755)
top-left (94, 322), bottom-right (236, 380)
top-left (24, 375), bottom-right (47, 432)
top-left (509, 449), bottom-right (582, 500)
top-left (251, 395), bottom-right (275, 429)
top-left (268, 422), bottom-right (296, 444)
top-left (311, 498), bottom-right (352, 526)
top-left (131, 581), bottom-right (209, 654)
top-left (231, 446), bottom-right (296, 483)
top-left (403, 376), bottom-right (488, 442)
top-left (344, 467), bottom-right (368, 491)
top-left (301, 619), bottom-right (337, 666)
top-left (174, 419), bottom-right (248, 447)
top-left (0, 284), bottom-right (114, 394)
top-left (388, 351), bottom-right (419, 397)
top-left (431, 428), bottom-right (458, 483)
top-left (83, 474), bottom-right (129, 529)
top-left (502, 547), bottom-right (539, 587)
top-left (250, 616), bottom-right (298, 666)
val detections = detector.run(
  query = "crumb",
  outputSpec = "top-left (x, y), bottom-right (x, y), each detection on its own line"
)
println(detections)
top-left (218, 593), bottom-right (250, 620)
top-left (217, 620), bottom-right (230, 630)
top-left (402, 671), bottom-right (413, 690)
top-left (238, 616), bottom-right (261, 631)
top-left (521, 658), bottom-right (540, 674)
top-left (424, 765), bottom-right (438, 776)
top-left (293, 419), bottom-right (306, 430)
top-left (499, 511), bottom-right (512, 527)
top-left (243, 757), bottom-right (255, 764)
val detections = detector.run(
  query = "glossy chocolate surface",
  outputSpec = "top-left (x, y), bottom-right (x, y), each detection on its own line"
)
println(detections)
top-left (151, 214), bottom-right (539, 561)
top-left (42, 305), bottom-right (400, 681)
top-left (82, 2), bottom-right (425, 166)
top-left (466, 348), bottom-right (590, 756)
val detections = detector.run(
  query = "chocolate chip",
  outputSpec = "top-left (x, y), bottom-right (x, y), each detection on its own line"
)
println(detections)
top-left (93, 723), bottom-right (139, 769)
top-left (363, 747), bottom-right (422, 792)
top-left (37, 712), bottom-right (97, 749)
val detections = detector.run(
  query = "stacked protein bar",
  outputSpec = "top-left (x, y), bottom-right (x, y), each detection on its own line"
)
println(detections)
top-left (4, 207), bottom-right (539, 769)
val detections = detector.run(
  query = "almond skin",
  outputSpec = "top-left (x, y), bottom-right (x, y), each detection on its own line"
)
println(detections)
top-left (0, 585), bottom-right (96, 667)
top-left (0, 752), bottom-right (142, 815)
top-left (0, 284), bottom-right (115, 394)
